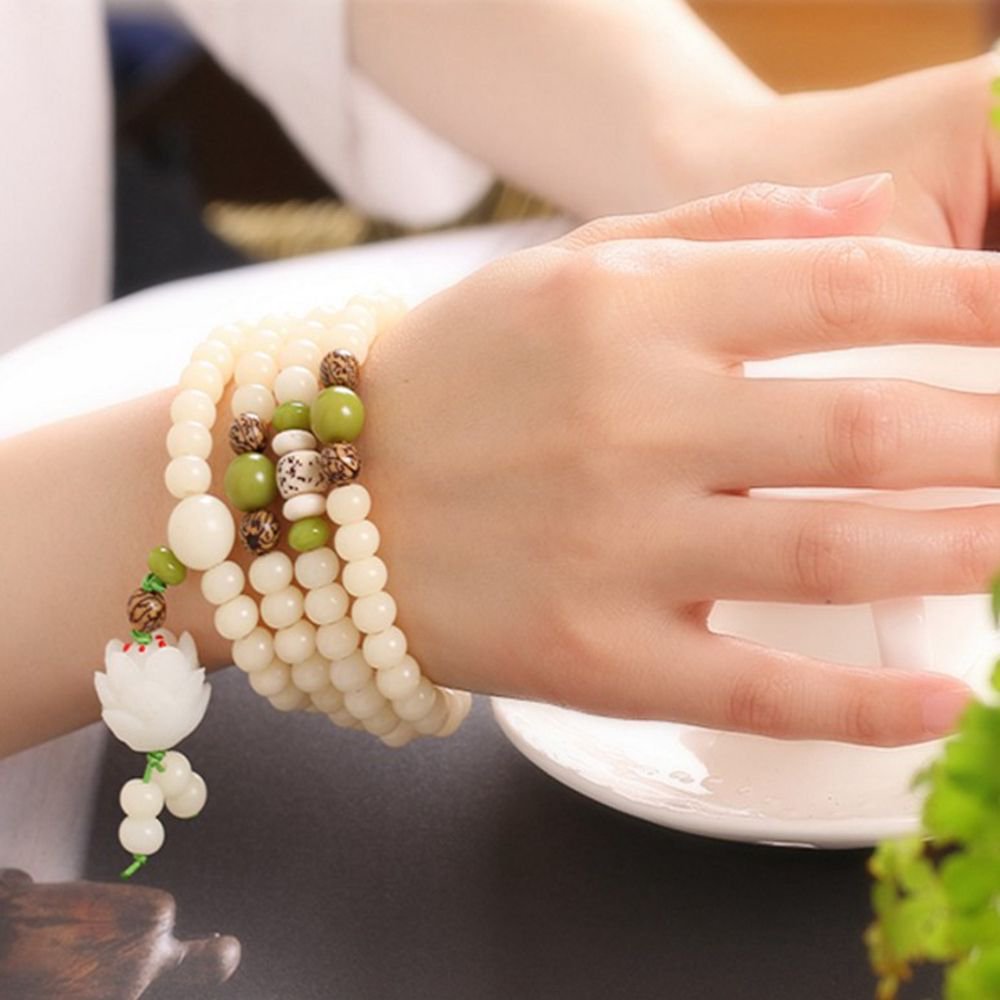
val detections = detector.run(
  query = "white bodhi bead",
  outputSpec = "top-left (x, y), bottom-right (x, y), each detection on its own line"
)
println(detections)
top-left (167, 495), bottom-right (235, 571)
top-left (351, 591), bottom-right (397, 634)
top-left (304, 583), bottom-right (349, 626)
top-left (375, 655), bottom-right (422, 701)
top-left (245, 325), bottom-right (282, 356)
top-left (363, 626), bottom-right (407, 669)
top-left (342, 556), bottom-right (388, 598)
top-left (207, 323), bottom-right (245, 353)
top-left (380, 721), bottom-right (418, 748)
top-left (170, 388), bottom-right (216, 428)
top-left (436, 690), bottom-right (473, 738)
top-left (190, 339), bottom-right (234, 381)
top-left (329, 651), bottom-right (372, 693)
top-left (393, 677), bottom-right (437, 722)
top-left (412, 690), bottom-right (448, 735)
top-left (261, 586), bottom-right (304, 629)
top-left (180, 360), bottom-right (224, 403)
top-left (344, 682), bottom-right (388, 720)
top-left (362, 703), bottom-right (400, 736)
top-left (274, 619), bottom-right (317, 664)
top-left (316, 618), bottom-right (360, 661)
top-left (166, 772), bottom-right (207, 819)
top-left (327, 706), bottom-right (360, 729)
top-left (248, 551), bottom-right (293, 595)
top-left (120, 779), bottom-right (164, 818)
top-left (283, 493), bottom-right (326, 522)
top-left (150, 751), bottom-right (192, 798)
top-left (200, 560), bottom-right (245, 606)
top-left (214, 594), bottom-right (259, 641)
top-left (294, 547), bottom-right (338, 589)
top-left (272, 429), bottom-right (317, 456)
top-left (231, 383), bottom-right (276, 422)
top-left (311, 684), bottom-right (345, 714)
top-left (269, 687), bottom-right (310, 712)
top-left (249, 658), bottom-right (291, 697)
top-left (274, 365), bottom-right (319, 405)
top-left (278, 338), bottom-right (321, 373)
top-left (291, 653), bottom-right (332, 693)
top-left (164, 456), bottom-right (211, 499)
top-left (326, 484), bottom-right (371, 525)
top-left (119, 816), bottom-right (165, 856)
top-left (334, 520), bottom-right (380, 562)
top-left (235, 350), bottom-right (277, 387)
top-left (232, 627), bottom-right (274, 672)
top-left (167, 420), bottom-right (212, 460)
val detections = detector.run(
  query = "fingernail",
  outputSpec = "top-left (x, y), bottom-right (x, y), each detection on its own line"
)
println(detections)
top-left (921, 685), bottom-right (973, 737)
top-left (816, 172), bottom-right (892, 211)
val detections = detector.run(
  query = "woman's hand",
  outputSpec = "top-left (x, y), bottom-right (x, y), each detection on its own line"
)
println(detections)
top-left (683, 54), bottom-right (1000, 250)
top-left (363, 176), bottom-right (996, 747)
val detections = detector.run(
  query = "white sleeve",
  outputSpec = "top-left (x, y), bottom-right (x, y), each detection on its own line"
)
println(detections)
top-left (168, 0), bottom-right (494, 227)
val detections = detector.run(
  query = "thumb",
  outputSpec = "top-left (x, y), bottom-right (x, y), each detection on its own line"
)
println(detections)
top-left (560, 173), bottom-right (895, 248)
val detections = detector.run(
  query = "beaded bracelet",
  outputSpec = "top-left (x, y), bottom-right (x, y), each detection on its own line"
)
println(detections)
top-left (93, 295), bottom-right (468, 878)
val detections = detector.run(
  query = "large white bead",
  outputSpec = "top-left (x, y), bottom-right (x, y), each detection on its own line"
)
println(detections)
top-left (200, 560), bottom-right (245, 606)
top-left (272, 429), bottom-right (317, 456)
top-left (291, 652), bottom-right (329, 693)
top-left (119, 778), bottom-right (164, 818)
top-left (230, 383), bottom-right (276, 422)
top-left (376, 655), bottom-right (421, 701)
top-left (394, 678), bottom-right (436, 721)
top-left (249, 658), bottom-right (291, 697)
top-left (363, 626), bottom-right (407, 669)
top-left (164, 456), bottom-right (211, 499)
top-left (329, 651), bottom-right (372, 693)
top-left (235, 350), bottom-right (277, 388)
top-left (165, 772), bottom-right (207, 819)
top-left (261, 586), bottom-right (304, 629)
top-left (232, 627), bottom-right (273, 672)
top-left (150, 751), bottom-right (192, 798)
top-left (334, 520), bottom-right (380, 561)
top-left (326, 484), bottom-right (371, 525)
top-left (190, 339), bottom-right (234, 381)
top-left (274, 619), bottom-right (316, 664)
top-left (170, 388), bottom-right (216, 428)
top-left (167, 495), bottom-right (235, 570)
top-left (295, 547), bottom-right (338, 589)
top-left (248, 551), bottom-right (293, 595)
top-left (214, 595), bottom-right (258, 641)
top-left (310, 684), bottom-right (345, 714)
top-left (351, 591), bottom-right (397, 634)
top-left (380, 721), bottom-right (418, 748)
top-left (343, 557), bottom-right (388, 598)
top-left (167, 420), bottom-right (212, 460)
top-left (180, 360), bottom-right (224, 403)
top-left (412, 690), bottom-right (448, 735)
top-left (278, 338), bottom-right (321, 374)
top-left (274, 365), bottom-right (319, 405)
top-left (119, 816), bottom-right (165, 856)
top-left (344, 682), bottom-right (387, 720)
top-left (361, 703), bottom-right (400, 736)
top-left (304, 583), bottom-right (349, 626)
top-left (282, 493), bottom-right (326, 522)
top-left (316, 619), bottom-right (360, 661)
top-left (269, 687), bottom-right (310, 712)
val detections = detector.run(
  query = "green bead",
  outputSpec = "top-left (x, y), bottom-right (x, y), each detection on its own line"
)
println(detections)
top-left (224, 452), bottom-right (277, 512)
top-left (311, 386), bottom-right (365, 444)
top-left (147, 546), bottom-right (186, 586)
top-left (272, 400), bottom-right (312, 432)
top-left (288, 517), bottom-right (330, 552)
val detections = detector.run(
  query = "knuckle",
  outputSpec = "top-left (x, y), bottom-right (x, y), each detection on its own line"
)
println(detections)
top-left (711, 182), bottom-right (783, 232)
top-left (825, 382), bottom-right (901, 484)
top-left (789, 512), bottom-right (854, 603)
top-left (807, 238), bottom-right (882, 336)
top-left (725, 667), bottom-right (795, 736)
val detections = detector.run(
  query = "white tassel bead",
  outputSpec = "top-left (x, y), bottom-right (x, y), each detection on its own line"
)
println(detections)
top-left (165, 772), bottom-right (207, 819)
top-left (119, 816), bottom-right (165, 855)
top-left (119, 779), bottom-right (164, 818)
top-left (150, 751), bottom-right (192, 798)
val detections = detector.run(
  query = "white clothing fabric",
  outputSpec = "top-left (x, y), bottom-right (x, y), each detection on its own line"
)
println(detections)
top-left (0, 0), bottom-right (491, 354)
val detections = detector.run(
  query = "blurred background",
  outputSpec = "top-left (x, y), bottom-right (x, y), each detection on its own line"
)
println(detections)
top-left (110, 0), bottom-right (1000, 297)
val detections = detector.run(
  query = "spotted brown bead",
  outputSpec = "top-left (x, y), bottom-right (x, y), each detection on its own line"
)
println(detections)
top-left (240, 509), bottom-right (281, 554)
top-left (127, 589), bottom-right (167, 632)
top-left (319, 350), bottom-right (360, 392)
top-left (228, 413), bottom-right (267, 455)
top-left (319, 442), bottom-right (361, 487)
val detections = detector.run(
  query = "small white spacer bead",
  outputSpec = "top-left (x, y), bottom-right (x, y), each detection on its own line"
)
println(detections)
top-left (329, 650), bottom-right (372, 693)
top-left (249, 658), bottom-right (291, 697)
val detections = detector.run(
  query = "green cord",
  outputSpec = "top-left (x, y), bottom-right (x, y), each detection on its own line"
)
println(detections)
top-left (120, 854), bottom-right (148, 879)
top-left (140, 573), bottom-right (167, 594)
top-left (142, 750), bottom-right (166, 783)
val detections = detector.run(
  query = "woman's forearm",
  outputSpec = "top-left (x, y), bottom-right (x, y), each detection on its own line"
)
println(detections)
top-left (349, 0), bottom-right (774, 217)
top-left (0, 390), bottom-right (242, 757)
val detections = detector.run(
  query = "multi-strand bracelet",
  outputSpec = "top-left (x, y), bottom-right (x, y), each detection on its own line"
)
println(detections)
top-left (94, 296), bottom-right (470, 878)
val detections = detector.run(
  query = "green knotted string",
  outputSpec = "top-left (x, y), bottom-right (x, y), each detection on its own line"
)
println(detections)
top-left (119, 752), bottom-right (166, 880)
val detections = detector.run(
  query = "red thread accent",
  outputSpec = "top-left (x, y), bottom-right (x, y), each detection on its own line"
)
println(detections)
top-left (123, 643), bottom-right (132, 653)
top-left (138, 646), bottom-right (146, 653)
